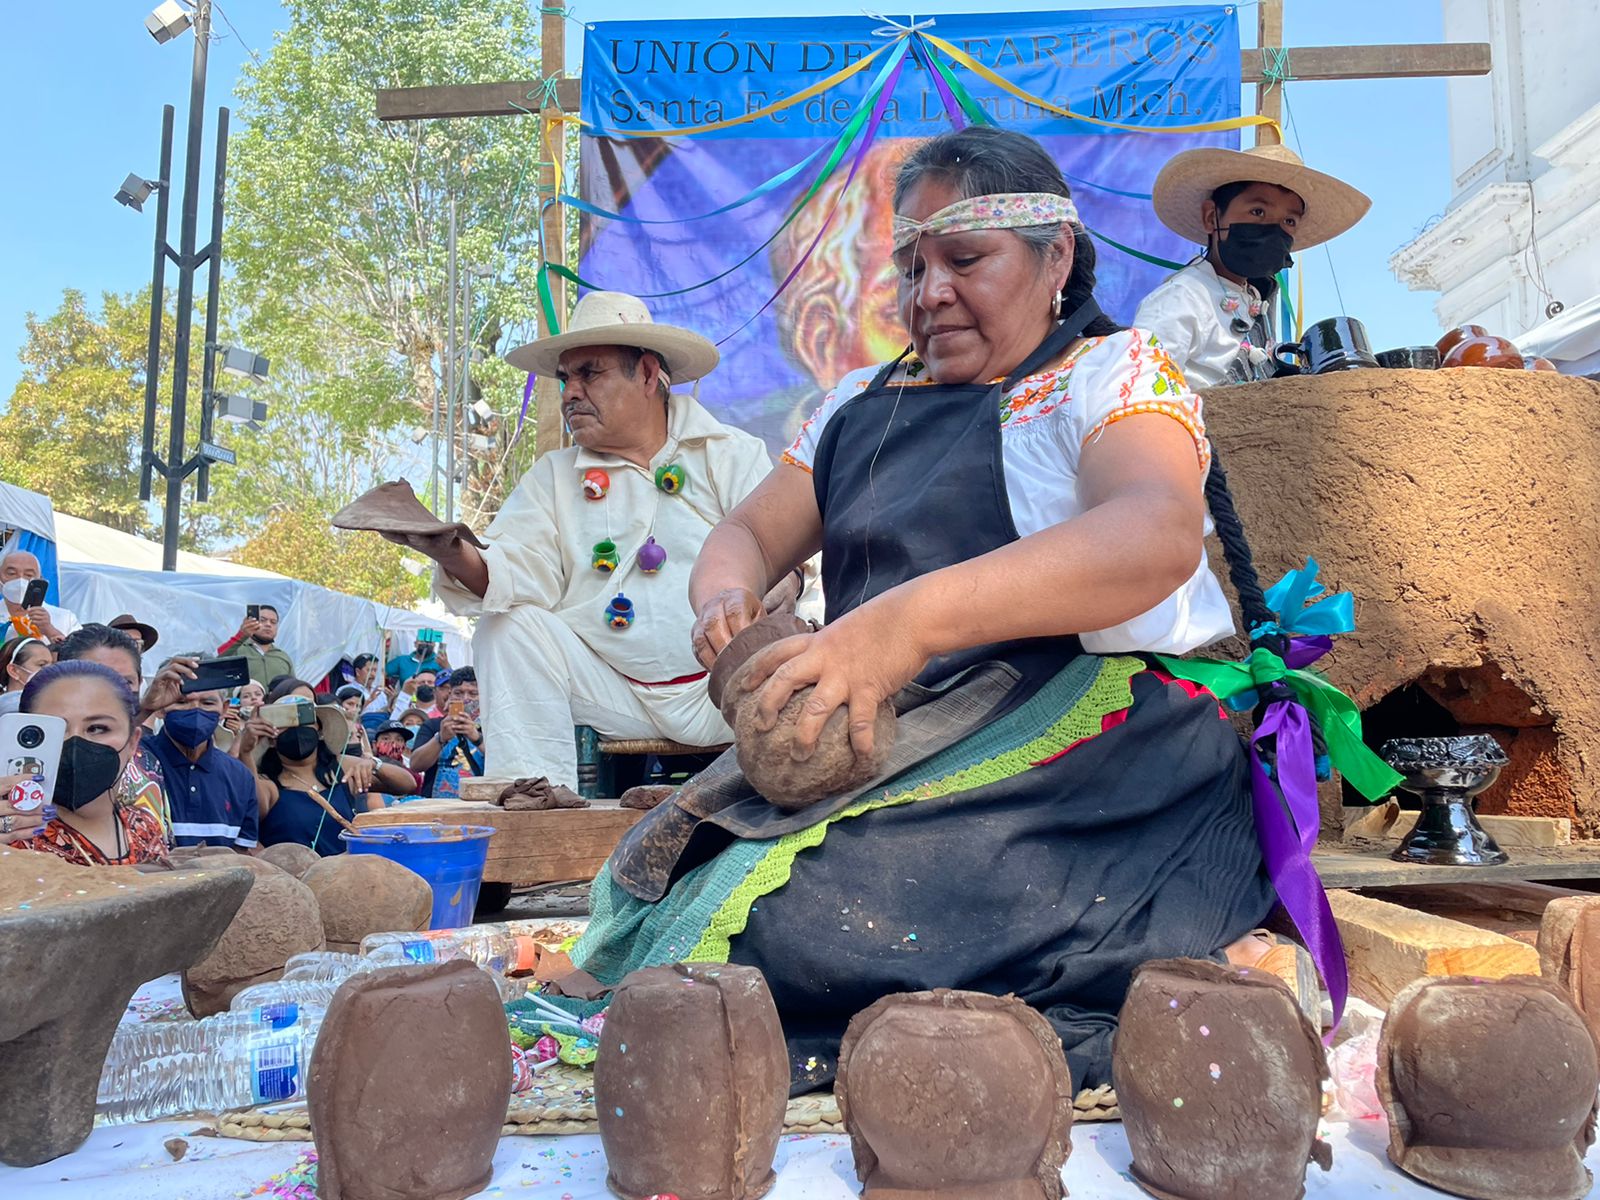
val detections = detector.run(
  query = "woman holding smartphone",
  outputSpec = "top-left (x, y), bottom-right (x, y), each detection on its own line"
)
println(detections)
top-left (3, 661), bottom-right (168, 865)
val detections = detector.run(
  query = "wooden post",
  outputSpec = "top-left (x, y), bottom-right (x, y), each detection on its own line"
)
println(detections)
top-left (535, 6), bottom-right (569, 456)
top-left (1256, 0), bottom-right (1284, 147)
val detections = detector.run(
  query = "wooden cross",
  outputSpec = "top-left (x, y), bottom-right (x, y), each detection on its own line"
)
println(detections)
top-left (375, 3), bottom-right (1490, 452)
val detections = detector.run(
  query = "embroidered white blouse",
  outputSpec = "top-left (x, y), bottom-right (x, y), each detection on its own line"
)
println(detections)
top-left (1133, 259), bottom-right (1272, 389)
top-left (781, 328), bottom-right (1235, 655)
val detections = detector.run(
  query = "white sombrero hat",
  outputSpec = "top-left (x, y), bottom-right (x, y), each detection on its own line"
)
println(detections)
top-left (505, 291), bottom-right (720, 382)
top-left (1151, 143), bottom-right (1371, 250)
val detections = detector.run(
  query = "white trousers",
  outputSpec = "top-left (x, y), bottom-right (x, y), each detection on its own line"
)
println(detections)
top-left (474, 605), bottom-right (731, 788)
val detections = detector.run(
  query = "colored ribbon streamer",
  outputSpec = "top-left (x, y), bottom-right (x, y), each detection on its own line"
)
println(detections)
top-left (1084, 225), bottom-right (1188, 271)
top-left (914, 36), bottom-right (968, 129)
top-left (545, 37), bottom-right (910, 303)
top-left (1260, 558), bottom-right (1355, 639)
top-left (922, 31), bottom-right (1282, 138)
top-left (581, 42), bottom-right (889, 138)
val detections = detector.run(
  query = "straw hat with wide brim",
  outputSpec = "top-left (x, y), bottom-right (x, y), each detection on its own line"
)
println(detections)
top-left (1151, 143), bottom-right (1371, 250)
top-left (504, 291), bottom-right (720, 382)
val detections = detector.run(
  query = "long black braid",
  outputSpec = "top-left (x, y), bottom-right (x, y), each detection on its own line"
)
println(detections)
top-left (1205, 445), bottom-right (1332, 773)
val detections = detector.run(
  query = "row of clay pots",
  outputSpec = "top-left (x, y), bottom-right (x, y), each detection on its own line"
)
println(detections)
top-left (1436, 323), bottom-right (1558, 371)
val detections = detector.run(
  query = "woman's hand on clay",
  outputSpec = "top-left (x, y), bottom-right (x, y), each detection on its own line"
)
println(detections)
top-left (737, 598), bottom-right (928, 760)
top-left (691, 587), bottom-right (765, 669)
top-left (0, 776), bottom-right (48, 844)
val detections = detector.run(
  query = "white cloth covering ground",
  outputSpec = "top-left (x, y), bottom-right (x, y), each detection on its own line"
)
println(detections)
top-left (5, 975), bottom-right (1586, 1200)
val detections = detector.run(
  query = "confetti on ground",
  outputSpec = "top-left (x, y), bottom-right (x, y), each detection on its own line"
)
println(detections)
top-left (249, 1149), bottom-right (317, 1198)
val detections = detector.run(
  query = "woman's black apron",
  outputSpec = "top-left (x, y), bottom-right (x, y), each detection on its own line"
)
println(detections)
top-left (721, 306), bottom-right (1276, 1091)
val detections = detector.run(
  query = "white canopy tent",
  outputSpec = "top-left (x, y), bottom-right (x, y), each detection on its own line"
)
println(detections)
top-left (47, 513), bottom-right (470, 682)
top-left (0, 479), bottom-right (56, 544)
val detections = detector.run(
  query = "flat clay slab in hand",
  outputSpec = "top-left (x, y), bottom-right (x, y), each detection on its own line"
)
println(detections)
top-left (332, 480), bottom-right (487, 549)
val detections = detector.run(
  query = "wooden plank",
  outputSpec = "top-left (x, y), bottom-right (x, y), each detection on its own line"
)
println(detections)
top-left (1253, 0), bottom-right (1283, 146)
top-left (1329, 889), bottom-right (1541, 1006)
top-left (353, 800), bottom-right (640, 885)
top-left (1342, 803), bottom-right (1572, 847)
top-left (1356, 881), bottom-right (1589, 946)
top-left (1239, 43), bottom-right (1491, 85)
top-left (376, 78), bottom-right (581, 121)
top-left (1315, 842), bottom-right (1600, 889)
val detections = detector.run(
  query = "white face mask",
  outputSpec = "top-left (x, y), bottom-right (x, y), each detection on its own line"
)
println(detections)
top-left (1, 579), bottom-right (30, 606)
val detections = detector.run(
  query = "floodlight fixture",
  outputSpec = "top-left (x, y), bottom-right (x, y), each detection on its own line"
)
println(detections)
top-left (215, 394), bottom-right (269, 425)
top-left (115, 173), bottom-right (160, 212)
top-left (145, 0), bottom-right (192, 44)
top-left (471, 399), bottom-right (495, 423)
top-left (218, 345), bottom-right (271, 383)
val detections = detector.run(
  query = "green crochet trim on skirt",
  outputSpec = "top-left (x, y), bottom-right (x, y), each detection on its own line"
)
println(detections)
top-left (570, 654), bottom-right (1144, 989)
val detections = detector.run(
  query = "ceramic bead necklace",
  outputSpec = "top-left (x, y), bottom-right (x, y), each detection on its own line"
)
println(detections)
top-left (579, 446), bottom-right (686, 626)
top-left (1220, 290), bottom-right (1264, 335)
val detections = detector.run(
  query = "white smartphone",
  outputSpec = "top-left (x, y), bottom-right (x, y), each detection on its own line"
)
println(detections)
top-left (0, 713), bottom-right (67, 806)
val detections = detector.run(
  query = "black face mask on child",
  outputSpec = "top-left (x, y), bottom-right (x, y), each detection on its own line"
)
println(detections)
top-left (1215, 222), bottom-right (1294, 279)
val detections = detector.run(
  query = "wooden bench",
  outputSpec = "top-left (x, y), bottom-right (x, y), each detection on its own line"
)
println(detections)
top-left (573, 725), bottom-right (728, 800)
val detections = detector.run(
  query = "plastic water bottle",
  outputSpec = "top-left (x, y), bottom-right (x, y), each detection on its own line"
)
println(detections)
top-left (229, 978), bottom-right (344, 1012)
top-left (97, 1014), bottom-right (322, 1124)
top-left (104, 1002), bottom-right (318, 1061)
top-left (360, 927), bottom-right (539, 975)
top-left (281, 950), bottom-right (367, 982)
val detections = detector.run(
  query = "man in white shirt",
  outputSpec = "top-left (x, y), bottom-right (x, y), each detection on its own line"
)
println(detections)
top-left (381, 293), bottom-right (775, 788)
top-left (0, 550), bottom-right (80, 644)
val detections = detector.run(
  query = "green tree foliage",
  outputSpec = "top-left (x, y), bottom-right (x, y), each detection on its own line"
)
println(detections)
top-left (226, 0), bottom-right (552, 529)
top-left (233, 503), bottom-right (428, 608)
top-left (0, 289), bottom-right (157, 534)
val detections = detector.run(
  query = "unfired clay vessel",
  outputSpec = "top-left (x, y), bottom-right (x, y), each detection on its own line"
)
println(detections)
top-left (1378, 975), bottom-right (1599, 1200)
top-left (308, 959), bottom-right (512, 1200)
top-left (1112, 959), bottom-right (1330, 1200)
top-left (837, 990), bottom-right (1075, 1200)
top-left (711, 614), bottom-right (895, 811)
top-left (595, 962), bottom-right (788, 1200)
top-left (299, 854), bottom-right (432, 954)
top-left (259, 842), bottom-right (321, 877)
top-left (182, 862), bottom-right (325, 1016)
top-left (1540, 896), bottom-right (1600, 1046)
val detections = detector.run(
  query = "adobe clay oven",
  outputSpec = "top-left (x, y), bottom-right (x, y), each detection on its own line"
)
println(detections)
top-left (1201, 371), bottom-right (1600, 832)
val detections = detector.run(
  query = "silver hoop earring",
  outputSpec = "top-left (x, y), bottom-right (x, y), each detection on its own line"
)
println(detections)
top-left (1050, 293), bottom-right (1063, 320)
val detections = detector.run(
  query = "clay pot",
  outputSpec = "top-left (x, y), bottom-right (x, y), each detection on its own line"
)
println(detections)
top-left (710, 614), bottom-right (896, 811)
top-left (299, 855), bottom-right (432, 954)
top-left (308, 960), bottom-right (512, 1200)
top-left (1435, 324), bottom-right (1489, 359)
top-left (1540, 897), bottom-right (1600, 1047)
top-left (837, 990), bottom-right (1075, 1200)
top-left (181, 869), bottom-right (324, 1016)
top-left (1112, 959), bottom-right (1330, 1200)
top-left (595, 963), bottom-right (788, 1200)
top-left (258, 842), bottom-right (320, 878)
top-left (1379, 975), bottom-right (1599, 1200)
top-left (1441, 334), bottom-right (1524, 369)
top-left (619, 785), bottom-right (676, 811)
top-left (1525, 355), bottom-right (1559, 371)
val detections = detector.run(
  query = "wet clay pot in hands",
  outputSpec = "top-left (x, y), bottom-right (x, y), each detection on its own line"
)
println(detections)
top-left (836, 990), bottom-right (1075, 1200)
top-left (595, 963), bottom-right (788, 1200)
top-left (308, 960), bottom-right (512, 1200)
top-left (710, 614), bottom-right (896, 811)
top-left (1378, 975), bottom-right (1599, 1200)
top-left (1112, 959), bottom-right (1330, 1200)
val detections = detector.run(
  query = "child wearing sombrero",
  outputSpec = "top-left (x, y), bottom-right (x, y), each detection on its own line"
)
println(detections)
top-left (1135, 143), bottom-right (1370, 388)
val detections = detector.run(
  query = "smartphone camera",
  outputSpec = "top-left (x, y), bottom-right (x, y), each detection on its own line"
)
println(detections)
top-left (16, 725), bottom-right (45, 750)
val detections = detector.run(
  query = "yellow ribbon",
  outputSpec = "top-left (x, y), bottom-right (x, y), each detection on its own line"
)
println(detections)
top-left (921, 32), bottom-right (1283, 139)
top-left (582, 42), bottom-right (889, 138)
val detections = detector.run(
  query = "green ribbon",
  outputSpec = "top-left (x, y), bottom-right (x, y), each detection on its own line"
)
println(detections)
top-left (1155, 647), bottom-right (1404, 802)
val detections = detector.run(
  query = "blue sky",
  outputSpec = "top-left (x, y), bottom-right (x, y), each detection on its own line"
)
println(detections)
top-left (0, 0), bottom-right (1453, 400)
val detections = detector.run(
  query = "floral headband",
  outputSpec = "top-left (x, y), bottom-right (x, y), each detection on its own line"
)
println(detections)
top-left (891, 192), bottom-right (1080, 252)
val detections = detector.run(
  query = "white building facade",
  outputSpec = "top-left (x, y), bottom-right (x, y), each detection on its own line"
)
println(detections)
top-left (1389, 0), bottom-right (1600, 351)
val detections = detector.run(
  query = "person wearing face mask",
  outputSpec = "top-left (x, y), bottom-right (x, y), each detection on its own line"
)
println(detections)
top-left (5, 661), bottom-right (168, 865)
top-left (0, 635), bottom-right (55, 716)
top-left (140, 658), bottom-right (261, 851)
top-left (1134, 143), bottom-right (1371, 388)
top-left (0, 551), bottom-right (80, 645)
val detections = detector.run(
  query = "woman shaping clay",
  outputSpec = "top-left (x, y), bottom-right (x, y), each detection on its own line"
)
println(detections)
top-left (570, 127), bottom-right (1301, 1092)
top-left (1134, 143), bottom-right (1369, 386)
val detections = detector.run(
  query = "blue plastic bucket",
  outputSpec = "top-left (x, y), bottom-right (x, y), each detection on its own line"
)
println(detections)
top-left (341, 824), bottom-right (495, 930)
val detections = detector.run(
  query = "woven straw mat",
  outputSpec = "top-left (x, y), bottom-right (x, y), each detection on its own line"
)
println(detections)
top-left (214, 1063), bottom-right (1119, 1141)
